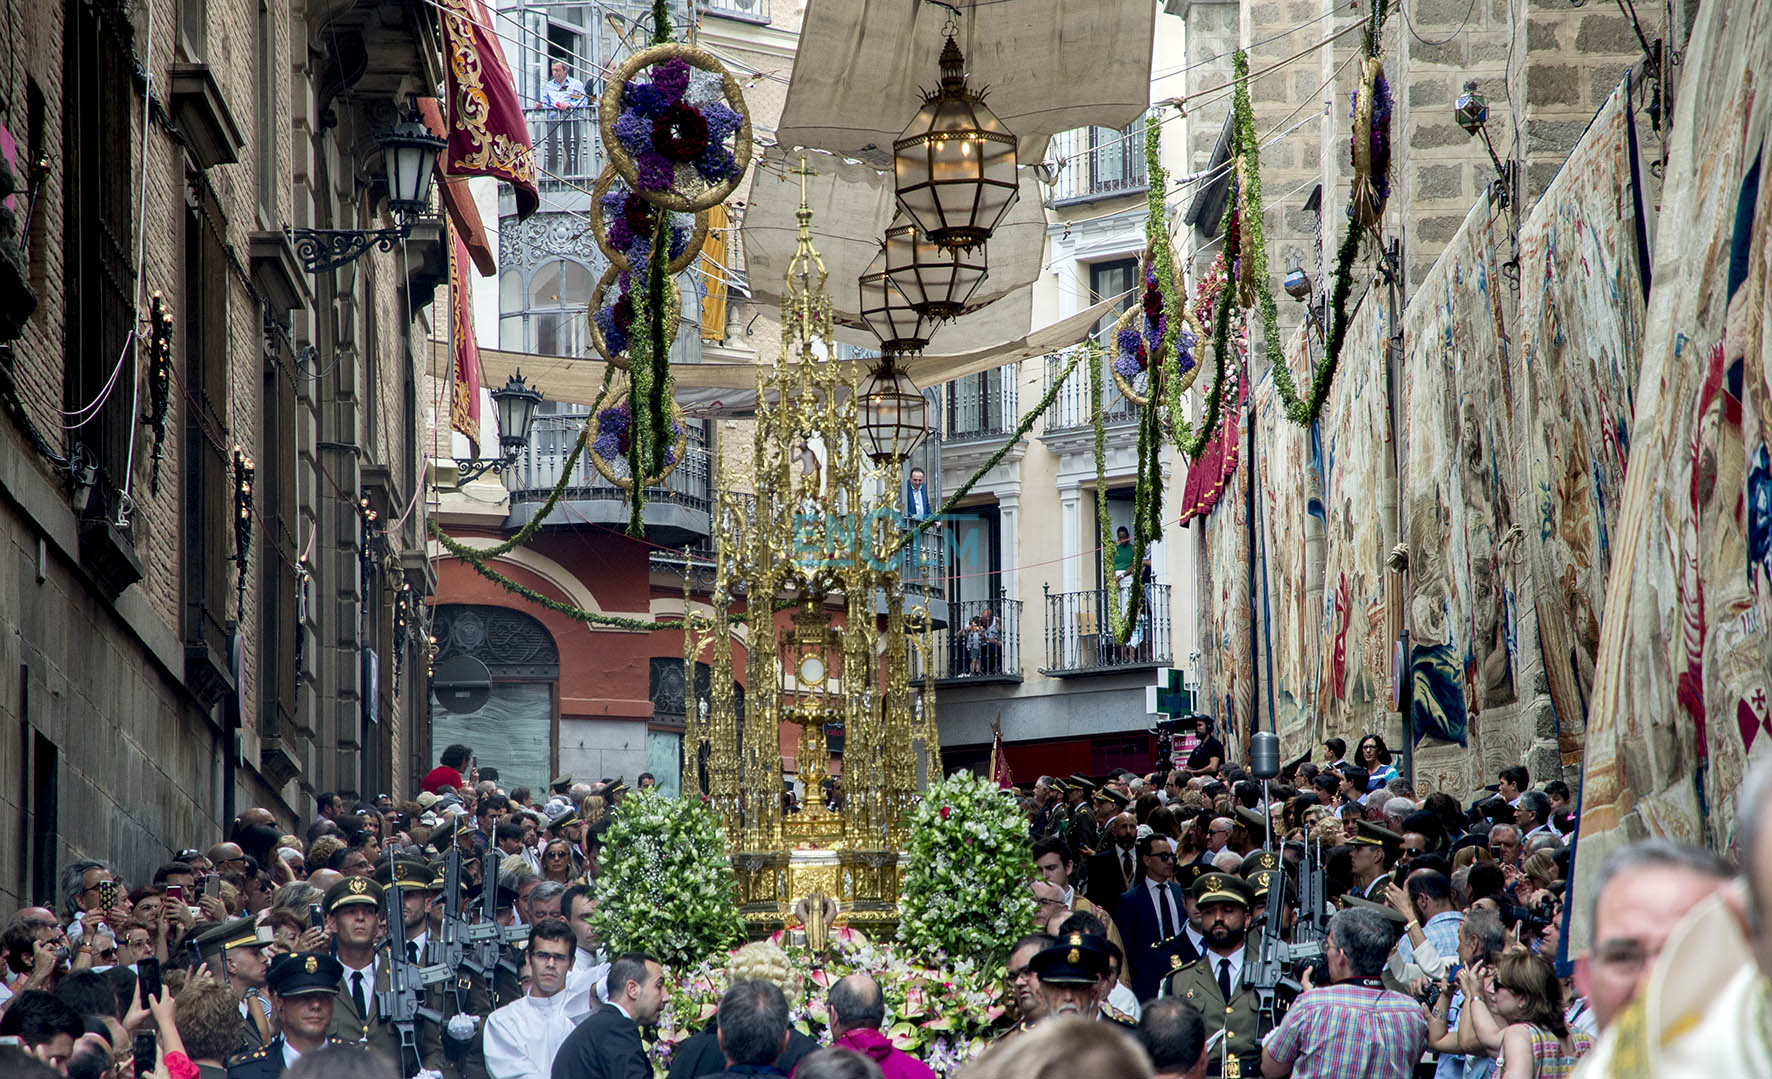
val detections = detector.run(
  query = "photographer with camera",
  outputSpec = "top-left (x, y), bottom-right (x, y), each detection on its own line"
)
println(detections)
top-left (1422, 909), bottom-right (1506, 1079)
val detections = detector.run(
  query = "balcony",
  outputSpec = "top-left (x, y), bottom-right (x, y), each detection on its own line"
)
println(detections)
top-left (525, 106), bottom-right (601, 188)
top-left (944, 365), bottom-right (1019, 443)
top-left (701, 0), bottom-right (770, 22)
top-left (1041, 351), bottom-right (1137, 434)
top-left (506, 411), bottom-right (713, 546)
top-left (911, 598), bottom-right (1024, 684)
top-left (1040, 583), bottom-right (1173, 676)
top-left (1045, 118), bottom-right (1150, 206)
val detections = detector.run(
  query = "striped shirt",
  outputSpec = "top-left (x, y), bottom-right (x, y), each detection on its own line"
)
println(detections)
top-left (1264, 982), bottom-right (1428, 1079)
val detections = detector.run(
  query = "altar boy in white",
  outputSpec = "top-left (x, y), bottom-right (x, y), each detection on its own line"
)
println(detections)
top-left (484, 920), bottom-right (584, 1079)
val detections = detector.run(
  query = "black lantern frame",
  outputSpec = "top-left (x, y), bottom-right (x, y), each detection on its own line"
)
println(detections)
top-left (892, 35), bottom-right (1019, 251)
top-left (856, 357), bottom-right (930, 464)
top-left (452, 372), bottom-right (545, 484)
top-left (884, 215), bottom-right (988, 321)
top-left (288, 114), bottom-right (448, 274)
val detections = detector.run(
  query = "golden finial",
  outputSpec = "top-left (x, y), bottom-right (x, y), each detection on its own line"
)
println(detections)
top-left (782, 152), bottom-right (833, 354)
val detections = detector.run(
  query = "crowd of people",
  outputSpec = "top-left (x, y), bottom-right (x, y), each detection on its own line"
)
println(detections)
top-left (3, 729), bottom-right (1770, 1079)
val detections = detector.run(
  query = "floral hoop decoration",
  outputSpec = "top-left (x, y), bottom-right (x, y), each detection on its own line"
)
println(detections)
top-left (1349, 57), bottom-right (1392, 230)
top-left (592, 167), bottom-right (709, 273)
top-left (600, 44), bottom-right (753, 213)
top-left (587, 391), bottom-right (689, 489)
top-left (1112, 259), bottom-right (1204, 407)
top-left (590, 265), bottom-right (682, 367)
top-left (1193, 252), bottom-right (1248, 358)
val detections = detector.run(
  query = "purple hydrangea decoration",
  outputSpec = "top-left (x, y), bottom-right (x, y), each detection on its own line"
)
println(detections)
top-left (623, 82), bottom-right (672, 116)
top-left (650, 57), bottom-right (691, 103)
top-left (595, 306), bottom-right (628, 355)
top-left (613, 112), bottom-right (654, 155)
top-left (700, 102), bottom-right (743, 142)
top-left (636, 151), bottom-right (675, 191)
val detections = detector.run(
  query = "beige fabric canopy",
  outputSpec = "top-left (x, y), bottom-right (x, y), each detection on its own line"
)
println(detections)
top-left (774, 0), bottom-right (1156, 163)
top-left (437, 293), bottom-right (1126, 416)
top-left (739, 145), bottom-right (1046, 348)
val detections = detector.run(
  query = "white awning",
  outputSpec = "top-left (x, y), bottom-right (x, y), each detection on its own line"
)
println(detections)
top-left (774, 0), bottom-right (1156, 163)
top-left (438, 293), bottom-right (1125, 416)
top-left (738, 145), bottom-right (1048, 353)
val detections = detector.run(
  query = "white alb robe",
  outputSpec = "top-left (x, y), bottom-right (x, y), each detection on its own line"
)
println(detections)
top-left (483, 989), bottom-right (580, 1079)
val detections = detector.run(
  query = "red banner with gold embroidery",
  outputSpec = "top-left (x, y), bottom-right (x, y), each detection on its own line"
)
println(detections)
top-left (438, 0), bottom-right (538, 219)
top-left (449, 224), bottom-right (484, 456)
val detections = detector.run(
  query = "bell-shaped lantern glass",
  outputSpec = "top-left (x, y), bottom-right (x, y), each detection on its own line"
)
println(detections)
top-left (859, 246), bottom-right (935, 353)
top-left (892, 37), bottom-right (1019, 250)
top-left (491, 373), bottom-right (544, 456)
top-left (884, 216), bottom-right (988, 321)
top-left (381, 119), bottom-right (447, 217)
top-left (857, 363), bottom-right (929, 464)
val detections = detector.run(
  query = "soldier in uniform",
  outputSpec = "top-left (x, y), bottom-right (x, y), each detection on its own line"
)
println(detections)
top-left (1348, 820), bottom-right (1403, 901)
top-left (1027, 932), bottom-right (1126, 1027)
top-left (192, 917), bottom-right (276, 1055)
top-left (1161, 874), bottom-right (1271, 1078)
top-left (321, 876), bottom-right (446, 1077)
top-left (227, 952), bottom-right (356, 1077)
top-left (1043, 779), bottom-right (1073, 842)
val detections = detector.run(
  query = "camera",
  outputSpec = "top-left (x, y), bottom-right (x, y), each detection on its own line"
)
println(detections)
top-left (1499, 895), bottom-right (1558, 935)
top-left (1419, 980), bottom-right (1442, 1010)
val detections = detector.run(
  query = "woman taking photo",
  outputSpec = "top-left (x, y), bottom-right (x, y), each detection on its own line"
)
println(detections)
top-left (1448, 950), bottom-right (1593, 1078)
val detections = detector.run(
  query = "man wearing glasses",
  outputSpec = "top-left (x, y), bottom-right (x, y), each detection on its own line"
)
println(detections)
top-left (484, 920), bottom-right (581, 1078)
top-left (1120, 835), bottom-right (1195, 1001)
top-left (997, 932), bottom-right (1055, 1042)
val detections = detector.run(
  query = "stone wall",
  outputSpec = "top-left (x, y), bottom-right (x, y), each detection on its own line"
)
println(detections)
top-left (0, 0), bottom-right (437, 906)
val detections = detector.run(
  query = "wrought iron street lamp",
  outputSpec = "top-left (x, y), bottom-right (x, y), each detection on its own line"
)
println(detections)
top-left (883, 214), bottom-right (987, 321)
top-left (859, 245), bottom-right (936, 353)
top-left (1454, 80), bottom-right (1515, 209)
top-left (453, 373), bottom-right (544, 483)
top-left (856, 357), bottom-right (929, 464)
top-left (893, 35), bottom-right (1019, 251)
top-left (288, 115), bottom-right (448, 273)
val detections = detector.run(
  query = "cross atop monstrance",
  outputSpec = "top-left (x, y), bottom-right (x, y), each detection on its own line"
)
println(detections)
top-left (680, 178), bottom-right (939, 933)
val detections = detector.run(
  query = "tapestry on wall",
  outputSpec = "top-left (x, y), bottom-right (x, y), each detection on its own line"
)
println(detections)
top-left (1255, 327), bottom-right (1324, 754)
top-left (1202, 377), bottom-right (1254, 751)
top-left (1514, 79), bottom-right (1652, 775)
top-left (1401, 197), bottom-right (1521, 753)
top-left (1572, 1), bottom-right (1772, 951)
top-left (1315, 289), bottom-right (1393, 744)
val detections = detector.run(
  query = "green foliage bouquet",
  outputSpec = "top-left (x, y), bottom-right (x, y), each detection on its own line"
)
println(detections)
top-left (588, 789), bottom-right (745, 968)
top-left (897, 770), bottom-right (1036, 967)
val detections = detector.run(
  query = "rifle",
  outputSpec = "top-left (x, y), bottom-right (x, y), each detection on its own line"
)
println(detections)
top-left (379, 850), bottom-right (450, 1076)
top-left (436, 847), bottom-right (472, 1015)
top-left (1294, 836), bottom-right (1329, 949)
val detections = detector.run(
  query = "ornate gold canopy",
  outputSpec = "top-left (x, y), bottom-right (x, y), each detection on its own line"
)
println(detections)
top-left (682, 171), bottom-right (939, 931)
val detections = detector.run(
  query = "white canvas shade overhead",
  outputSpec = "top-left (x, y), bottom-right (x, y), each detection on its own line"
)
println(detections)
top-left (738, 145), bottom-right (1047, 350)
top-left (435, 292), bottom-right (1128, 417)
top-left (773, 0), bottom-right (1157, 164)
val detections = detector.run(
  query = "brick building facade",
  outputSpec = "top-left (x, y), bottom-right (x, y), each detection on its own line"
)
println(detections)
top-left (0, 0), bottom-right (444, 910)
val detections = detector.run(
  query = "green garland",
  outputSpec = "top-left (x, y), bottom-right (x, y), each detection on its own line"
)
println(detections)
top-left (894, 345), bottom-right (1089, 557)
top-left (1244, 5), bottom-right (1387, 426)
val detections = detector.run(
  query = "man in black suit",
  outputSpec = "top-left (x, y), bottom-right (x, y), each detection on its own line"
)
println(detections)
top-left (1117, 835), bottom-right (1197, 1001)
top-left (551, 952), bottom-right (664, 1079)
top-left (227, 953), bottom-right (353, 1077)
top-left (1083, 813), bottom-right (1140, 919)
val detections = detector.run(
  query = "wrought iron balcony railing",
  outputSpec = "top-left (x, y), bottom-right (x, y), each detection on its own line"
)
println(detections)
top-left (944, 365), bottom-right (1020, 442)
top-left (700, 0), bottom-right (770, 22)
top-left (525, 106), bottom-right (602, 186)
top-left (1040, 583), bottom-right (1173, 675)
top-left (911, 597), bottom-right (1023, 682)
top-left (509, 412), bottom-right (713, 514)
top-left (1045, 117), bottom-right (1151, 206)
top-left (1041, 351), bottom-right (1137, 433)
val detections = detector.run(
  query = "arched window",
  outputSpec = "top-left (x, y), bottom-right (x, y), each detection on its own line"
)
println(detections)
top-left (429, 605), bottom-right (560, 795)
top-left (648, 658), bottom-right (744, 797)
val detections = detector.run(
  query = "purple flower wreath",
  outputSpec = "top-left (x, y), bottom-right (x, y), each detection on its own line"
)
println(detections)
top-left (602, 186), bottom-right (691, 267)
top-left (615, 57), bottom-right (745, 194)
top-left (1113, 265), bottom-right (1196, 381)
top-left (591, 400), bottom-right (682, 469)
top-left (594, 272), bottom-right (639, 355)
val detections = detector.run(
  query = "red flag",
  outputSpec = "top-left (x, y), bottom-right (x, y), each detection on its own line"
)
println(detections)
top-left (437, 0), bottom-right (539, 219)
top-left (449, 224), bottom-right (484, 456)
top-left (990, 726), bottom-right (1014, 790)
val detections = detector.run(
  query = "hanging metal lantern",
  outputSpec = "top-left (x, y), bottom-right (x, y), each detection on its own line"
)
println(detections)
top-left (893, 35), bottom-right (1019, 251)
top-left (856, 357), bottom-right (929, 464)
top-left (859, 245), bottom-right (936, 353)
top-left (884, 214), bottom-right (988, 321)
